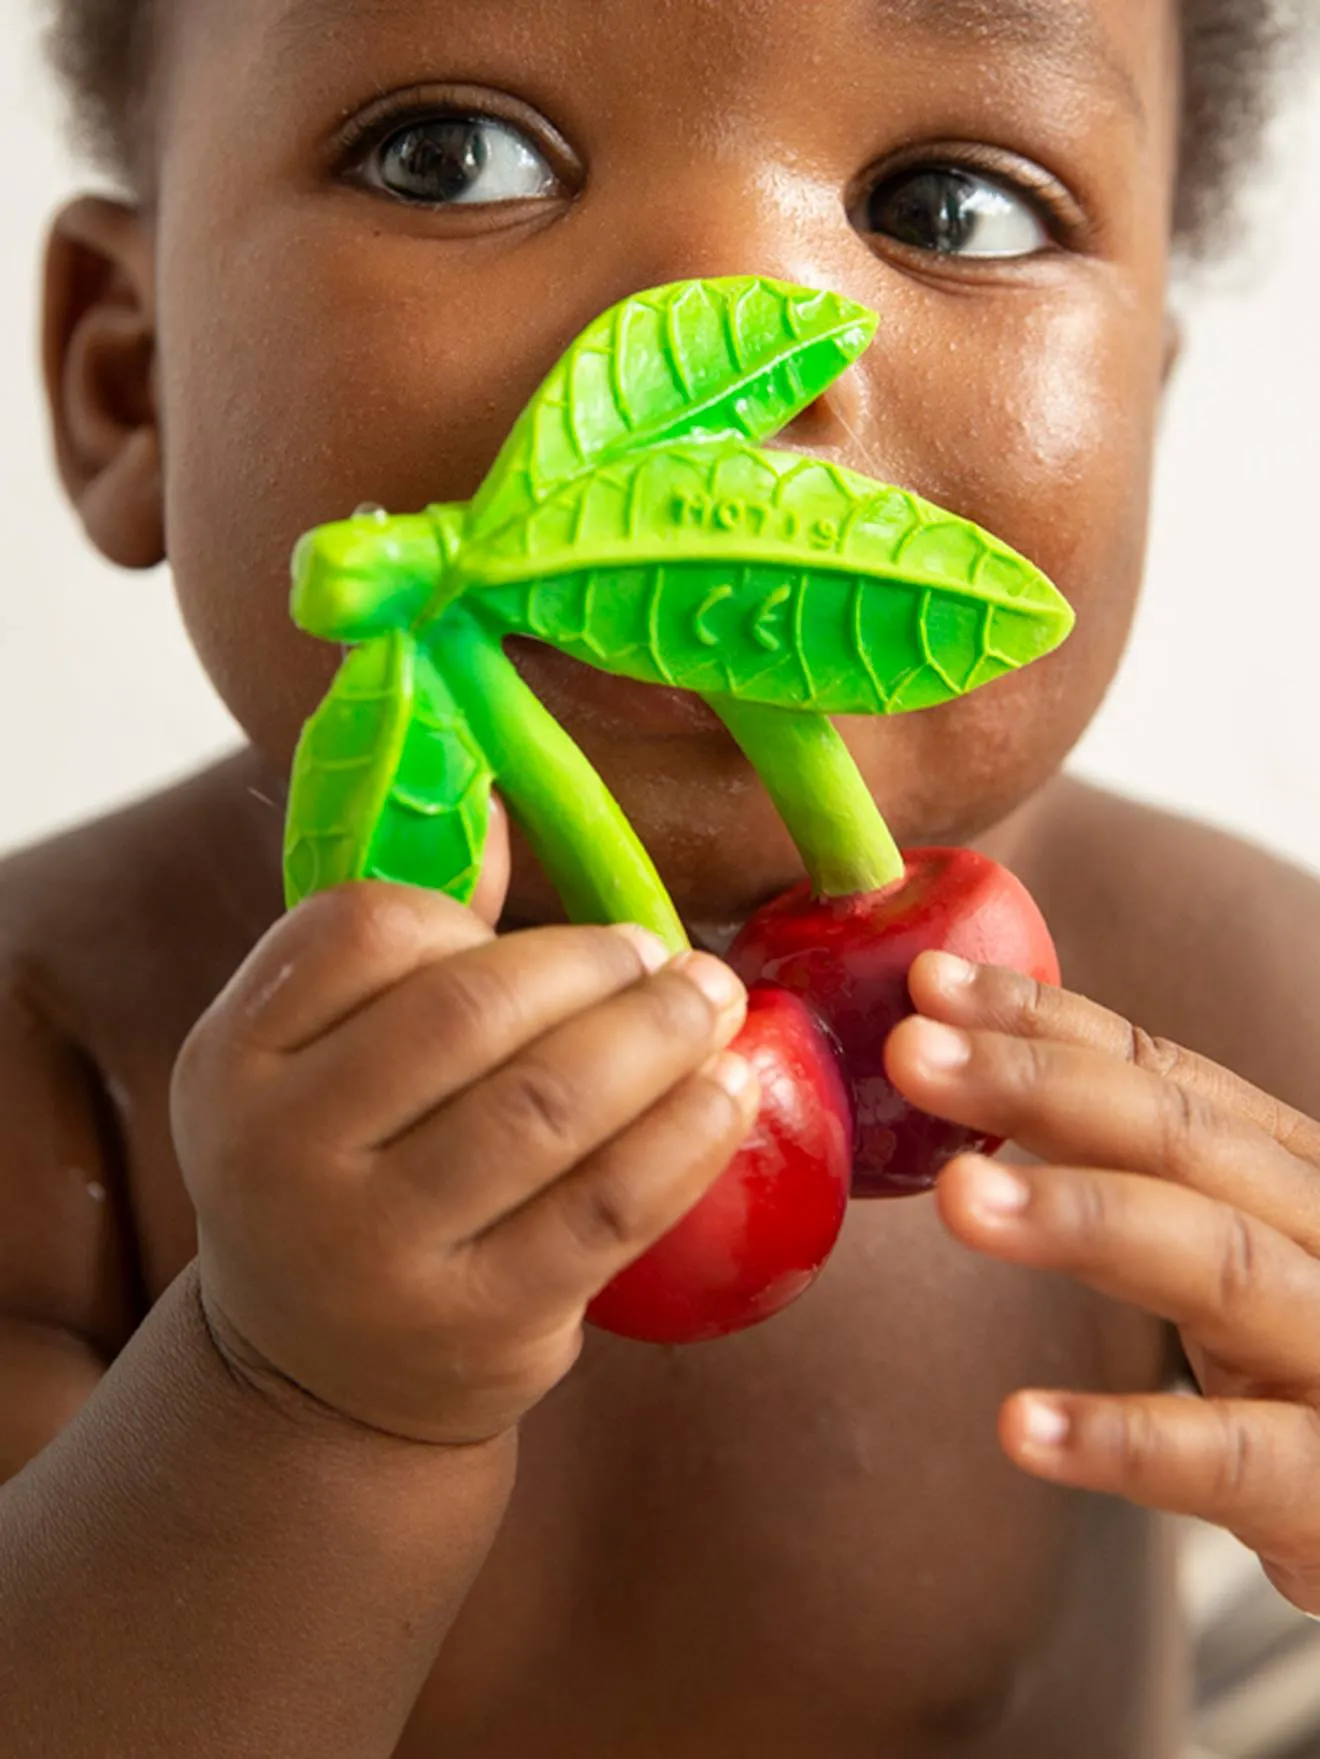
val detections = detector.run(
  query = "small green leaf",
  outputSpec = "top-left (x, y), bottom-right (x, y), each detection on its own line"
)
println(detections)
top-left (284, 632), bottom-right (493, 908)
top-left (456, 440), bottom-right (1074, 716)
top-left (464, 277), bottom-right (876, 545)
top-left (285, 636), bottom-right (413, 904)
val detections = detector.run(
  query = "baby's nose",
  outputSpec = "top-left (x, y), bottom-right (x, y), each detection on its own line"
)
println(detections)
top-left (782, 390), bottom-right (837, 440)
top-left (617, 151), bottom-right (864, 308)
top-left (774, 370), bottom-right (874, 463)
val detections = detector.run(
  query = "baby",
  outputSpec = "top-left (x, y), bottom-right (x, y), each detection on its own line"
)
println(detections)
top-left (2, 1), bottom-right (1319, 1753)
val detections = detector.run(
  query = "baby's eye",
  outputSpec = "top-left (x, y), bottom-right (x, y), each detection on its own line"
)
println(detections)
top-left (366, 115), bottom-right (557, 206)
top-left (865, 168), bottom-right (1049, 260)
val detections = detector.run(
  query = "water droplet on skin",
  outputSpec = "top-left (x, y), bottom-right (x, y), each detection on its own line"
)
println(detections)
top-left (106, 1075), bottom-right (134, 1118)
top-left (353, 503), bottom-right (390, 525)
top-left (67, 1167), bottom-right (107, 1204)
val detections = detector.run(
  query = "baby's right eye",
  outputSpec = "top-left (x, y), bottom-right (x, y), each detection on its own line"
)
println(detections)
top-left (363, 114), bottom-right (558, 207)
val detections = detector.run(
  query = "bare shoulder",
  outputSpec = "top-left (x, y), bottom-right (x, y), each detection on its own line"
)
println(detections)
top-left (1018, 775), bottom-right (1320, 1114)
top-left (0, 751), bottom-right (284, 1358)
top-left (0, 749), bottom-right (286, 1060)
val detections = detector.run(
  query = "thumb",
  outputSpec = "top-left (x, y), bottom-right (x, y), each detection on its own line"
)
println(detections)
top-left (470, 790), bottom-right (511, 928)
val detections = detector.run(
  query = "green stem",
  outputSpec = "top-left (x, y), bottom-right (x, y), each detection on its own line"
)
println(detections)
top-left (708, 697), bottom-right (905, 898)
top-left (433, 608), bottom-right (690, 954)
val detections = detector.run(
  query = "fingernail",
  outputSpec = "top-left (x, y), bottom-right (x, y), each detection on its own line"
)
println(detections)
top-left (909, 1018), bottom-right (972, 1073)
top-left (609, 923), bottom-right (671, 975)
top-left (1019, 1396), bottom-right (1070, 1451)
top-left (672, 952), bottom-right (746, 1017)
top-left (967, 1160), bottom-right (1030, 1217)
top-left (925, 951), bottom-right (976, 990)
top-left (710, 1051), bottom-right (758, 1106)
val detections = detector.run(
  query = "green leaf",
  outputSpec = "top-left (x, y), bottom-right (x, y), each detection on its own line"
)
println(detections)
top-left (456, 439), bottom-right (1074, 716)
top-left (283, 632), bottom-right (493, 908)
top-left (464, 277), bottom-right (876, 545)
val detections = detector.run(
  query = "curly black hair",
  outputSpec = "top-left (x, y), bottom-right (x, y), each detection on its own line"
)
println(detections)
top-left (44, 0), bottom-right (1308, 257)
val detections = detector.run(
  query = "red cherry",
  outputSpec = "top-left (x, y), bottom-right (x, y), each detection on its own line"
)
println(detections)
top-left (586, 985), bottom-right (853, 1344)
top-left (727, 849), bottom-right (1059, 1198)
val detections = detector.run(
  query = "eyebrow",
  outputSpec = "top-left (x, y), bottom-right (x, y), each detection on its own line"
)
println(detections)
top-left (872, 0), bottom-right (1146, 126)
top-left (267, 0), bottom-right (524, 57)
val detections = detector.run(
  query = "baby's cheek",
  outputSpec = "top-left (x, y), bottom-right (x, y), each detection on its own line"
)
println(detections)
top-left (839, 285), bottom-right (1162, 845)
top-left (927, 298), bottom-right (1157, 590)
top-left (1005, 303), bottom-right (1159, 586)
top-left (1000, 299), bottom-right (1160, 722)
top-left (154, 225), bottom-right (519, 764)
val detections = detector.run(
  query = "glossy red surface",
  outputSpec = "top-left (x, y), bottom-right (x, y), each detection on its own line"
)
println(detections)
top-left (727, 850), bottom-right (1060, 1197)
top-left (586, 985), bottom-right (853, 1344)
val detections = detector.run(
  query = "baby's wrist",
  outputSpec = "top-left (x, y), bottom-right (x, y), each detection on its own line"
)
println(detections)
top-left (186, 1260), bottom-right (520, 1476)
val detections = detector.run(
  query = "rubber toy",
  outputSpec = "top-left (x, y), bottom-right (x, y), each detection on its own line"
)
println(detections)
top-left (283, 276), bottom-right (1074, 1341)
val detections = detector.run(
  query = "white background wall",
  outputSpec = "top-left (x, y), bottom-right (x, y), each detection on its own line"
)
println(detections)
top-left (2, 16), bottom-right (1318, 873)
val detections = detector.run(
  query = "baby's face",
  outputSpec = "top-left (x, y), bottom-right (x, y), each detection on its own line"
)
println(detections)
top-left (149, 0), bottom-right (1177, 924)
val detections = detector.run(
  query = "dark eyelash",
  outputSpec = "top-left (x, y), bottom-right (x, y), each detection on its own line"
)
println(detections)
top-left (328, 83), bottom-right (581, 183)
top-left (335, 103), bottom-right (488, 172)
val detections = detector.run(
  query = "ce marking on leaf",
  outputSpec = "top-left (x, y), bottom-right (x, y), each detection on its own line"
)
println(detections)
top-left (692, 581), bottom-right (796, 653)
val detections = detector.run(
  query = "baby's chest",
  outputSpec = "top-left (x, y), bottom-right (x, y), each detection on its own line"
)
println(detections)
top-left (399, 1203), bottom-right (1179, 1758)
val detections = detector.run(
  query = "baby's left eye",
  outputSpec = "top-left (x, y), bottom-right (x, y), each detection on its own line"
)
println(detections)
top-left (865, 168), bottom-right (1049, 260)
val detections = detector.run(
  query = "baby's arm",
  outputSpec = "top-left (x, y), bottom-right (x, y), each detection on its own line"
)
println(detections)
top-left (0, 885), bottom-right (755, 1756)
top-left (0, 927), bottom-right (514, 1756)
top-left (0, 978), bottom-right (126, 1478)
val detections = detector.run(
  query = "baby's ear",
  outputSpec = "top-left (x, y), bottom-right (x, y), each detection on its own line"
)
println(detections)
top-left (43, 197), bottom-right (163, 570)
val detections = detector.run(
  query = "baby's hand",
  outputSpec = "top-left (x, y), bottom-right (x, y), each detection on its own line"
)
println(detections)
top-left (889, 954), bottom-right (1320, 1616)
top-left (171, 883), bottom-right (756, 1447)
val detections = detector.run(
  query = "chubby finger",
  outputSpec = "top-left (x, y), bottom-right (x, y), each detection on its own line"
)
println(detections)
top-left (384, 956), bottom-right (750, 1237)
top-left (939, 1156), bottom-right (1320, 1390)
top-left (469, 792), bottom-right (512, 929)
top-left (281, 921), bottom-right (675, 1147)
top-left (1000, 1389), bottom-right (1320, 1614)
top-left (887, 1017), bottom-right (1320, 1254)
top-left (220, 883), bottom-right (494, 1053)
top-left (469, 1052), bottom-right (762, 1312)
top-left (911, 951), bottom-right (1320, 1172)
